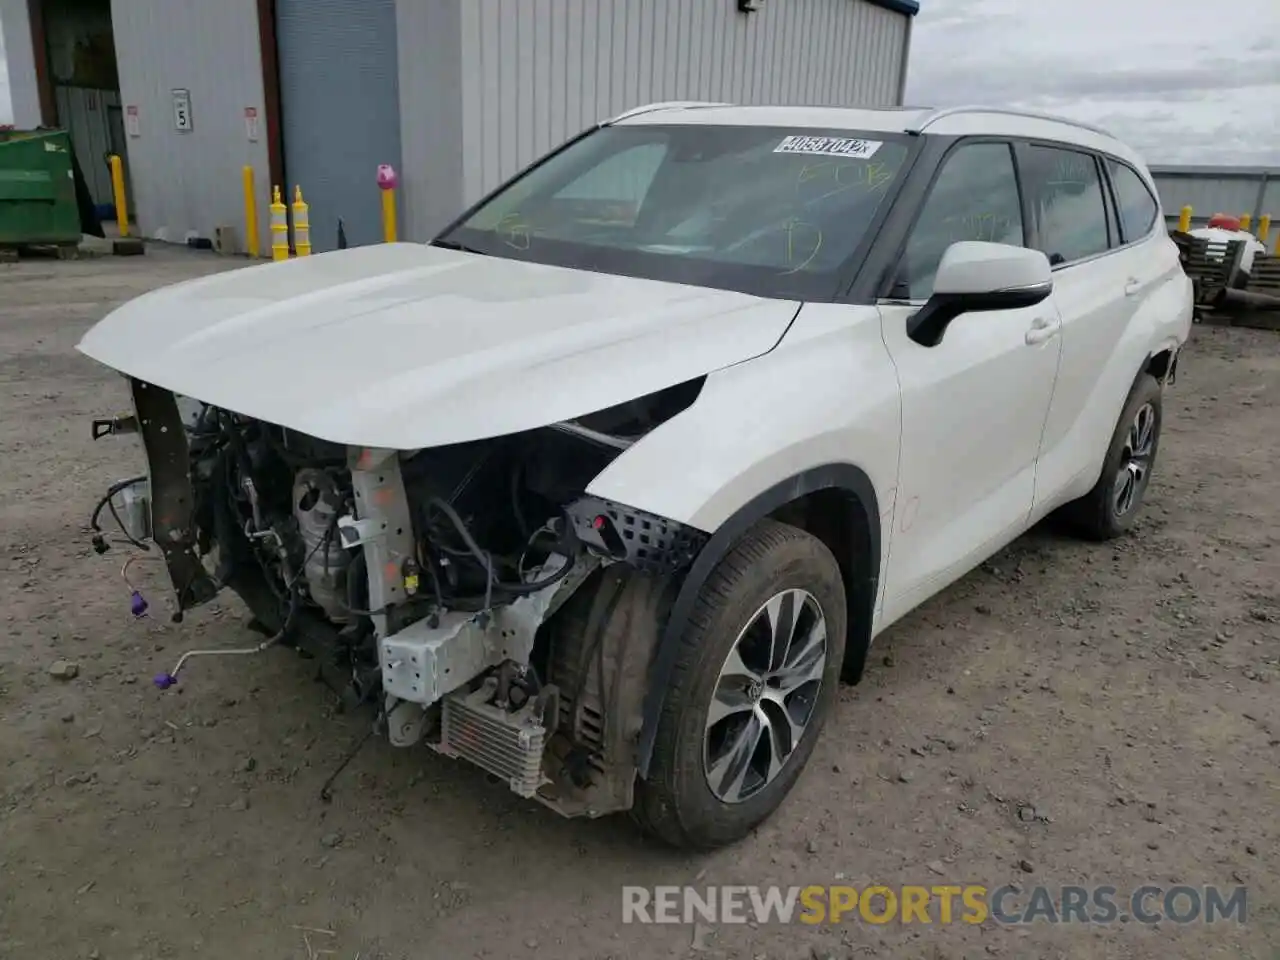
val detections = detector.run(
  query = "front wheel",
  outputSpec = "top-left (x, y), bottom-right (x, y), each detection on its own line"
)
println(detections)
top-left (1063, 373), bottom-right (1163, 540)
top-left (632, 520), bottom-right (847, 850)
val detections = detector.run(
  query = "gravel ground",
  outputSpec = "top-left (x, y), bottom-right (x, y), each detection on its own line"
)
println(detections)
top-left (1, 249), bottom-right (1277, 960)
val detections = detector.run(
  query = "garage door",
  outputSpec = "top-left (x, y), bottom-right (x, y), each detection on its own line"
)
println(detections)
top-left (275, 0), bottom-right (401, 252)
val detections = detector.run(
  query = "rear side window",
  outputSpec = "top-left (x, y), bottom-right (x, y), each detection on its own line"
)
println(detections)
top-left (897, 142), bottom-right (1024, 300)
top-left (1023, 145), bottom-right (1110, 265)
top-left (1107, 160), bottom-right (1159, 242)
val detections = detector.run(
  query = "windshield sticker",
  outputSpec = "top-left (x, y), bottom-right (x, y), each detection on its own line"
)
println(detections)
top-left (774, 135), bottom-right (882, 159)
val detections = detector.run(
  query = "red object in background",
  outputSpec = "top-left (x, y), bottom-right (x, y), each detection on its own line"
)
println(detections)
top-left (1207, 213), bottom-right (1242, 231)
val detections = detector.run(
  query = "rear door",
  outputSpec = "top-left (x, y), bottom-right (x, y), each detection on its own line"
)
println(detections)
top-left (877, 140), bottom-right (1062, 626)
top-left (1106, 158), bottom-right (1179, 295)
top-left (1016, 143), bottom-right (1133, 511)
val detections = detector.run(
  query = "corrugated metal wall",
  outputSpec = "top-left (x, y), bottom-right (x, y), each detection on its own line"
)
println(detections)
top-left (1264, 180), bottom-right (1280, 225)
top-left (458, 0), bottom-right (908, 203)
top-left (275, 0), bottom-right (402, 252)
top-left (110, 0), bottom-right (270, 251)
top-left (397, 0), bottom-right (909, 239)
top-left (53, 84), bottom-right (122, 206)
top-left (1151, 165), bottom-right (1278, 232)
top-left (395, 0), bottom-right (464, 242)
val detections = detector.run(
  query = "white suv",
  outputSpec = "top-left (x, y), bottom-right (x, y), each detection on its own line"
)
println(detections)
top-left (78, 102), bottom-right (1192, 850)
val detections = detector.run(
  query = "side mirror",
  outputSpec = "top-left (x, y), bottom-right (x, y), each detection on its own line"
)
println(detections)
top-left (908, 241), bottom-right (1053, 347)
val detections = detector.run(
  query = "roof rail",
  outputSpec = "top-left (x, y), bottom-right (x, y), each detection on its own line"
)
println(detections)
top-left (604, 101), bottom-right (732, 125)
top-left (906, 105), bottom-right (1113, 138)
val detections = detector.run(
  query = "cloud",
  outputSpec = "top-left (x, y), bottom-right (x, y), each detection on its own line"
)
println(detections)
top-left (906, 0), bottom-right (1280, 165)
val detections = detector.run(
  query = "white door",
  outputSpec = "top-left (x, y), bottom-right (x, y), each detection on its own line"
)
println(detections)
top-left (1020, 147), bottom-right (1157, 511)
top-left (878, 141), bottom-right (1062, 626)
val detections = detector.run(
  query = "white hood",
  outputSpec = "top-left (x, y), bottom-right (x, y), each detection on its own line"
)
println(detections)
top-left (77, 243), bottom-right (799, 449)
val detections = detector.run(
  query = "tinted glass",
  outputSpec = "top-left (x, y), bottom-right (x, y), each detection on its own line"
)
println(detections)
top-left (1024, 146), bottom-right (1110, 264)
top-left (437, 125), bottom-right (912, 299)
top-left (1108, 160), bottom-right (1159, 242)
top-left (898, 142), bottom-right (1024, 300)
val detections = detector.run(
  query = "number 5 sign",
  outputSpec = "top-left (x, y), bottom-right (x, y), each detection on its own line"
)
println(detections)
top-left (172, 89), bottom-right (193, 132)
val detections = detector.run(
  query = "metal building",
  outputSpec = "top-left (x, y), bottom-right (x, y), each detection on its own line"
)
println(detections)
top-left (1, 0), bottom-right (918, 253)
top-left (1150, 164), bottom-right (1279, 233)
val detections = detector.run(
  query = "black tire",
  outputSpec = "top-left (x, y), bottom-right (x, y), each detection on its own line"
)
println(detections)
top-left (632, 519), bottom-right (847, 850)
top-left (1063, 373), bottom-right (1163, 540)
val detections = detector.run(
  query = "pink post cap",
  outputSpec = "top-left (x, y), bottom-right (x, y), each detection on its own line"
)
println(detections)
top-left (377, 164), bottom-right (398, 190)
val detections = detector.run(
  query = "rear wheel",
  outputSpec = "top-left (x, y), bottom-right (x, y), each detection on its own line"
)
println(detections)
top-left (1064, 373), bottom-right (1163, 540)
top-left (632, 520), bottom-right (846, 850)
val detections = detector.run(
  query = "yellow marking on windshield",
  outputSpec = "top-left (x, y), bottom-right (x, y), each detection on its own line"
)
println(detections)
top-left (497, 213), bottom-right (532, 250)
top-left (781, 219), bottom-right (823, 275)
top-left (939, 212), bottom-right (1015, 243)
top-left (795, 160), bottom-right (895, 202)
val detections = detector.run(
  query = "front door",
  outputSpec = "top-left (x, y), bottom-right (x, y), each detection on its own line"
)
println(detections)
top-left (877, 140), bottom-right (1062, 626)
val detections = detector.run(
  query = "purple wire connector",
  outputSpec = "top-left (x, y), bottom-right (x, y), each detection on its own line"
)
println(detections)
top-left (153, 672), bottom-right (177, 689)
top-left (130, 590), bottom-right (148, 617)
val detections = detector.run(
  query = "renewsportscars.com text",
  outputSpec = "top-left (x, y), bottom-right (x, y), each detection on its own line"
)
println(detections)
top-left (622, 884), bottom-right (1248, 926)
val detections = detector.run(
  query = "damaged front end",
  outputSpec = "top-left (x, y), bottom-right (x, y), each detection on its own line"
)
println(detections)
top-left (89, 376), bottom-right (708, 819)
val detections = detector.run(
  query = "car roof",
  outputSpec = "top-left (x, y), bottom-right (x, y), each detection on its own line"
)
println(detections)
top-left (609, 102), bottom-right (1149, 173)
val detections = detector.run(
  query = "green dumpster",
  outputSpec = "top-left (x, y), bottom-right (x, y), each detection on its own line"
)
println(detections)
top-left (0, 129), bottom-right (81, 247)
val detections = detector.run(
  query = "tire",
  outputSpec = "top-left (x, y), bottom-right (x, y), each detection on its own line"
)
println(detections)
top-left (632, 519), bottom-right (847, 850)
top-left (1063, 373), bottom-right (1163, 541)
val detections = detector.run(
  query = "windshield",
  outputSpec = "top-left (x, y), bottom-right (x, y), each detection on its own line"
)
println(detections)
top-left (435, 124), bottom-right (912, 300)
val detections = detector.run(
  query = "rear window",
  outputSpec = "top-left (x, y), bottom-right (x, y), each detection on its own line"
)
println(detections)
top-left (1022, 145), bottom-right (1111, 265)
top-left (1107, 160), bottom-right (1160, 242)
top-left (436, 124), bottom-right (912, 300)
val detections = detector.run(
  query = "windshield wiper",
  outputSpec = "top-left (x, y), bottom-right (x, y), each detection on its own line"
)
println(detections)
top-left (431, 238), bottom-right (488, 256)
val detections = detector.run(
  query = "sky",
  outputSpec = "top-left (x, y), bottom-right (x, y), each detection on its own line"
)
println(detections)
top-left (1, 0), bottom-right (1278, 161)
top-left (905, 0), bottom-right (1280, 165)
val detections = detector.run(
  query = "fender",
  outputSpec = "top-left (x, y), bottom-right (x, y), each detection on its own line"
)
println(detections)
top-left (635, 463), bottom-right (880, 778)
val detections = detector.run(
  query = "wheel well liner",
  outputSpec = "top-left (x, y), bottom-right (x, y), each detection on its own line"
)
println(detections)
top-left (635, 464), bottom-right (881, 777)
top-left (1146, 347), bottom-right (1175, 383)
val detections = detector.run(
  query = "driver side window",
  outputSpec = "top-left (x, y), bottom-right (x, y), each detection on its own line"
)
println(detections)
top-left (898, 143), bottom-right (1025, 300)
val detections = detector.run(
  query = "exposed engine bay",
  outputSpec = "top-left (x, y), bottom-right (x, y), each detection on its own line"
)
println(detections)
top-left (91, 376), bottom-right (708, 817)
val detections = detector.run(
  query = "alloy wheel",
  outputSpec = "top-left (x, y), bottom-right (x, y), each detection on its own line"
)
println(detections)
top-left (1112, 401), bottom-right (1157, 518)
top-left (703, 588), bottom-right (827, 804)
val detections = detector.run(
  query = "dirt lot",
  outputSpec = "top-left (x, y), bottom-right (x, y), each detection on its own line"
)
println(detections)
top-left (0, 248), bottom-right (1276, 960)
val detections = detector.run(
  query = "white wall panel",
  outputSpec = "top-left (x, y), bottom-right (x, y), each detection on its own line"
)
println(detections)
top-left (111, 0), bottom-right (269, 251)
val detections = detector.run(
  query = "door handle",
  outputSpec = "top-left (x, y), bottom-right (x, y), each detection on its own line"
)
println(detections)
top-left (1024, 316), bottom-right (1061, 346)
top-left (1124, 277), bottom-right (1144, 296)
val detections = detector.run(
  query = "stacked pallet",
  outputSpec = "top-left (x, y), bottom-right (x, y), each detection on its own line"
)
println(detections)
top-left (1170, 230), bottom-right (1247, 322)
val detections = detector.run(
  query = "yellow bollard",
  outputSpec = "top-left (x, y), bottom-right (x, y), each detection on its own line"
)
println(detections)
top-left (242, 166), bottom-right (260, 258)
top-left (1258, 214), bottom-right (1272, 249)
top-left (1176, 205), bottom-right (1192, 233)
top-left (109, 154), bottom-right (130, 238)
top-left (1239, 213), bottom-right (1252, 232)
top-left (377, 163), bottom-right (398, 243)
top-left (381, 189), bottom-right (398, 243)
top-left (270, 186), bottom-right (289, 261)
top-left (292, 186), bottom-right (311, 257)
